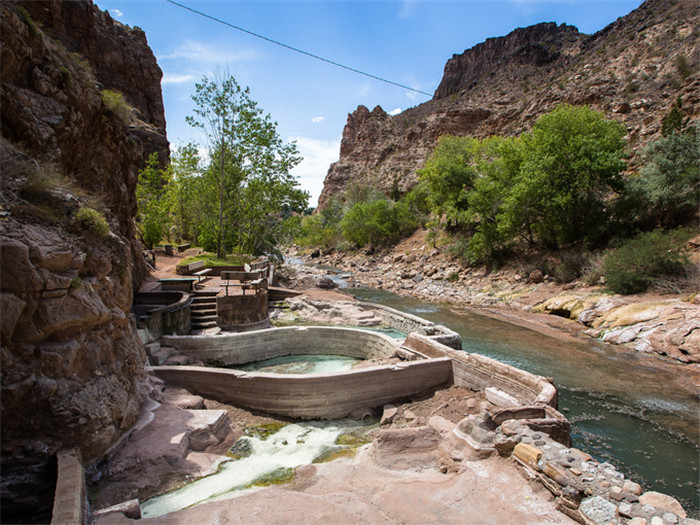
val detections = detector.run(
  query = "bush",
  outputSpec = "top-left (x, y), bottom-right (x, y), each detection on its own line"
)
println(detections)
top-left (76, 206), bottom-right (109, 238)
top-left (101, 89), bottom-right (132, 125)
top-left (341, 197), bottom-right (420, 247)
top-left (603, 230), bottom-right (690, 294)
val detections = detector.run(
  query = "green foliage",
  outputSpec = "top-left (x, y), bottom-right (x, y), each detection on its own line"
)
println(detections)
top-left (136, 153), bottom-right (171, 249)
top-left (76, 207), bottom-right (109, 238)
top-left (100, 89), bottom-right (132, 126)
top-left (414, 105), bottom-right (627, 263)
top-left (58, 66), bottom-right (73, 88)
top-left (603, 230), bottom-right (690, 294)
top-left (186, 73), bottom-right (307, 258)
top-left (69, 276), bottom-right (82, 290)
top-left (341, 197), bottom-right (420, 247)
top-left (166, 143), bottom-right (201, 243)
top-left (177, 252), bottom-right (254, 269)
top-left (661, 97), bottom-right (687, 137)
top-left (295, 196), bottom-right (345, 249)
top-left (511, 104), bottom-right (627, 248)
top-left (15, 5), bottom-right (41, 37)
top-left (674, 54), bottom-right (692, 79)
top-left (418, 136), bottom-right (482, 229)
top-left (632, 126), bottom-right (699, 228)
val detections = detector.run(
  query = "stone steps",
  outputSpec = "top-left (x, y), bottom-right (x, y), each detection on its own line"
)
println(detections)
top-left (190, 291), bottom-right (219, 330)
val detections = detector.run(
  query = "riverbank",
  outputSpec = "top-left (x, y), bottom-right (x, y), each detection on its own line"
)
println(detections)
top-left (286, 230), bottom-right (700, 373)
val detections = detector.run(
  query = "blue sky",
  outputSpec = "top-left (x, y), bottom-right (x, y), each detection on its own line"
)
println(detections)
top-left (93, 0), bottom-right (642, 206)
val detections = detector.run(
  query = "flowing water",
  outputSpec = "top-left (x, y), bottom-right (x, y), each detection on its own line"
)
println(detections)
top-left (351, 287), bottom-right (699, 515)
top-left (141, 419), bottom-right (375, 518)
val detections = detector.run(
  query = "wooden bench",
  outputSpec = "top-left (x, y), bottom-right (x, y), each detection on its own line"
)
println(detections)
top-left (221, 269), bottom-right (268, 296)
top-left (176, 243), bottom-right (191, 252)
top-left (187, 260), bottom-right (212, 283)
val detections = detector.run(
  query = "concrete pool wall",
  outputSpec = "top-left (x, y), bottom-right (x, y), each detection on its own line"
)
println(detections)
top-left (402, 333), bottom-right (558, 408)
top-left (161, 326), bottom-right (402, 366)
top-left (149, 358), bottom-right (454, 420)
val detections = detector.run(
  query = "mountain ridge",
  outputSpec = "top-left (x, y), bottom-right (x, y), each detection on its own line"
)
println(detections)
top-left (318, 0), bottom-right (699, 208)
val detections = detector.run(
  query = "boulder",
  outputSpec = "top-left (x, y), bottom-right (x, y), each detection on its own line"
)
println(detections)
top-left (638, 491), bottom-right (686, 519)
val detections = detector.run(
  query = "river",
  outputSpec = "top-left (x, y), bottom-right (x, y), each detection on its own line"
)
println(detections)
top-left (347, 286), bottom-right (699, 515)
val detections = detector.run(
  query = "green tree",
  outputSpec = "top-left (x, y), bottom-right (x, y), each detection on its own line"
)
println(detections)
top-left (341, 197), bottom-right (419, 247)
top-left (136, 153), bottom-right (171, 249)
top-left (418, 136), bottom-right (482, 229)
top-left (632, 99), bottom-right (699, 228)
top-left (187, 73), bottom-right (306, 257)
top-left (465, 136), bottom-right (523, 262)
top-left (166, 143), bottom-right (201, 242)
top-left (508, 105), bottom-right (627, 248)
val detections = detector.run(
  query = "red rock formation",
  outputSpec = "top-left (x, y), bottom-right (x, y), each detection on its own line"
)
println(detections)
top-left (0, 0), bottom-right (167, 518)
top-left (318, 0), bottom-right (699, 208)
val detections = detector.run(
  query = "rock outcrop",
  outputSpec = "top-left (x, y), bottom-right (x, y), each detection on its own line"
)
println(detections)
top-left (318, 0), bottom-right (699, 207)
top-left (0, 0), bottom-right (167, 518)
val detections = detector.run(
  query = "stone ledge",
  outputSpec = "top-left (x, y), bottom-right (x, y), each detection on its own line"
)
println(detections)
top-left (51, 448), bottom-right (85, 525)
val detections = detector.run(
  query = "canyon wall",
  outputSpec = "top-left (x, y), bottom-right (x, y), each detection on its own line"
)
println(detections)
top-left (0, 0), bottom-right (167, 518)
top-left (318, 0), bottom-right (699, 207)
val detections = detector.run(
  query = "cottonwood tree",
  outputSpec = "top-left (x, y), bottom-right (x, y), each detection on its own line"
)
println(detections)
top-left (136, 152), bottom-right (171, 249)
top-left (187, 73), bottom-right (306, 258)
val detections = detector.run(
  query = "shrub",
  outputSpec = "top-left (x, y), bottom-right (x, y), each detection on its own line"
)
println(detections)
top-left (341, 198), bottom-right (420, 247)
top-left (603, 230), bottom-right (689, 294)
top-left (675, 54), bottom-right (692, 79)
top-left (76, 206), bottom-right (109, 238)
top-left (101, 89), bottom-right (132, 125)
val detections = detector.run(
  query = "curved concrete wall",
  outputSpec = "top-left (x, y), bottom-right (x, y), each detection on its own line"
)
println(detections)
top-left (134, 291), bottom-right (192, 344)
top-left (149, 358), bottom-right (453, 419)
top-left (402, 333), bottom-right (558, 408)
top-left (162, 326), bottom-right (401, 366)
top-left (362, 303), bottom-right (462, 350)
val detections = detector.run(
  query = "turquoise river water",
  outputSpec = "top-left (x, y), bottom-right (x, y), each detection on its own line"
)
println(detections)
top-left (350, 286), bottom-right (699, 515)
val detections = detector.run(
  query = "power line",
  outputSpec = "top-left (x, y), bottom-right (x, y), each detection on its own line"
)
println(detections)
top-left (163, 0), bottom-right (432, 97)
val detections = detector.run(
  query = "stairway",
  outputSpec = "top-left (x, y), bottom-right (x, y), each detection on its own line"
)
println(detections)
top-left (190, 290), bottom-right (218, 331)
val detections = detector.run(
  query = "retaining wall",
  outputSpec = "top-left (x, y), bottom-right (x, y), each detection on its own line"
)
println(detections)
top-left (402, 333), bottom-right (558, 408)
top-left (365, 303), bottom-right (462, 350)
top-left (162, 326), bottom-right (401, 366)
top-left (217, 292), bottom-right (270, 332)
top-left (134, 291), bottom-right (192, 344)
top-left (149, 358), bottom-right (453, 419)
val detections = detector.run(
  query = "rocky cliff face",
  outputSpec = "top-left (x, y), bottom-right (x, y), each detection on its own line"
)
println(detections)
top-left (318, 0), bottom-right (699, 207)
top-left (0, 0), bottom-right (167, 517)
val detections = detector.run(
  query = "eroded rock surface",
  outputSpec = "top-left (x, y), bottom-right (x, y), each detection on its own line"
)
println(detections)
top-left (1, 0), bottom-right (167, 517)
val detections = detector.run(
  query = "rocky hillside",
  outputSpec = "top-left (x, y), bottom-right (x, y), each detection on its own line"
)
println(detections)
top-left (0, 0), bottom-right (167, 518)
top-left (318, 0), bottom-right (699, 207)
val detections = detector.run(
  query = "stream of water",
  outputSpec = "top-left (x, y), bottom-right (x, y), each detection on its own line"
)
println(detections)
top-left (141, 419), bottom-right (373, 518)
top-left (350, 286), bottom-right (699, 515)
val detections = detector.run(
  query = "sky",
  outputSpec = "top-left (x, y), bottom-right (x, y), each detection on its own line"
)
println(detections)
top-left (93, 0), bottom-right (643, 207)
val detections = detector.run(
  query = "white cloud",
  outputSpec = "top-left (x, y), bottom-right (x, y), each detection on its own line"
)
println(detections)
top-left (289, 136), bottom-right (341, 206)
top-left (110, 8), bottom-right (123, 18)
top-left (356, 83), bottom-right (371, 98)
top-left (388, 107), bottom-right (402, 116)
top-left (311, 116), bottom-right (325, 124)
top-left (162, 73), bottom-right (195, 85)
top-left (398, 0), bottom-right (417, 19)
top-left (157, 40), bottom-right (261, 66)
